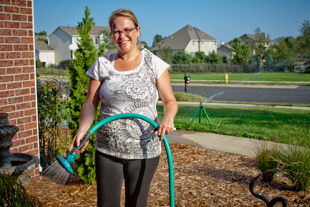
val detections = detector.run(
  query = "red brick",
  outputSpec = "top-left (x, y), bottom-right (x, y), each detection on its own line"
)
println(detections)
top-left (0, 53), bottom-right (5, 59)
top-left (11, 139), bottom-right (25, 148)
top-left (20, 7), bottom-right (32, 15)
top-left (12, 14), bottom-right (27, 21)
top-left (23, 66), bottom-right (34, 73)
top-left (5, 37), bottom-right (20, 43)
top-left (19, 143), bottom-right (32, 152)
top-left (5, 21), bottom-right (20, 28)
top-left (14, 59), bottom-right (29, 66)
top-left (0, 5), bottom-right (2, 12)
top-left (23, 80), bottom-right (35, 87)
top-left (0, 13), bottom-right (11, 20)
top-left (15, 88), bottom-right (30, 96)
top-left (0, 29), bottom-right (12, 36)
top-left (4, 6), bottom-right (19, 13)
top-left (16, 102), bottom-right (31, 110)
top-left (0, 98), bottom-right (8, 106)
top-left (0, 60), bottom-right (14, 67)
top-left (9, 96), bottom-right (23, 104)
top-left (0, 105), bottom-right (15, 113)
top-left (28, 15), bottom-right (32, 23)
top-left (25, 122), bottom-right (36, 130)
top-left (28, 149), bottom-right (39, 157)
top-left (10, 148), bottom-right (19, 153)
top-left (9, 110), bottom-right (24, 119)
top-left (0, 84), bottom-right (7, 90)
top-left (24, 108), bottom-right (36, 116)
top-left (18, 116), bottom-right (32, 125)
top-left (27, 1), bottom-right (32, 8)
top-left (13, 29), bottom-right (27, 36)
top-left (24, 94), bottom-right (35, 102)
top-left (31, 101), bottom-right (36, 107)
top-left (22, 51), bottom-right (33, 58)
top-left (30, 73), bottom-right (34, 79)
top-left (29, 44), bottom-right (33, 50)
top-left (21, 22), bottom-right (32, 29)
top-left (0, 45), bottom-right (13, 51)
top-left (12, 0), bottom-right (27, 7)
top-left (6, 52), bottom-right (21, 59)
top-left (14, 45), bottom-right (28, 51)
top-left (21, 37), bottom-right (33, 44)
top-left (7, 81), bottom-right (22, 89)
top-left (29, 58), bottom-right (34, 66)
top-left (15, 73), bottom-right (29, 81)
top-left (0, 68), bottom-right (6, 75)
top-left (0, 37), bottom-right (4, 43)
top-left (26, 135), bottom-right (38, 144)
top-left (0, 88), bottom-right (14, 97)
top-left (0, 75), bottom-right (14, 83)
top-left (7, 67), bottom-right (22, 74)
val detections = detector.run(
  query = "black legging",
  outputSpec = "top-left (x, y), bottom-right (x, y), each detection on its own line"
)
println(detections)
top-left (95, 150), bottom-right (160, 207)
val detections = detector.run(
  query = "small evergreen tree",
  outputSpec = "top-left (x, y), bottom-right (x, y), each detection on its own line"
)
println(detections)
top-left (36, 59), bottom-right (42, 68)
top-left (67, 6), bottom-right (99, 184)
top-left (172, 50), bottom-right (192, 64)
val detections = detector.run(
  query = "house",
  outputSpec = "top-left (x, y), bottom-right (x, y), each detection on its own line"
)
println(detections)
top-left (151, 25), bottom-right (218, 57)
top-left (35, 36), bottom-right (55, 67)
top-left (218, 33), bottom-right (270, 58)
top-left (48, 26), bottom-right (110, 64)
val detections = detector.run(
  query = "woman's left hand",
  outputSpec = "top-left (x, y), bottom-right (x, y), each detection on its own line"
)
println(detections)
top-left (151, 115), bottom-right (175, 140)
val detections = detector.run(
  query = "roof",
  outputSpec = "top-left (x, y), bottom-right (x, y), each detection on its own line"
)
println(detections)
top-left (58, 26), bottom-right (110, 36)
top-left (35, 40), bottom-right (54, 51)
top-left (152, 25), bottom-right (217, 50)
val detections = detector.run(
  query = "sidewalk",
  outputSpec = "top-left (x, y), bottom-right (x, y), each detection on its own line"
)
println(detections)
top-left (165, 129), bottom-right (290, 157)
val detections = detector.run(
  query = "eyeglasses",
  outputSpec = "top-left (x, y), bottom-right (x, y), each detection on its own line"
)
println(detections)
top-left (110, 27), bottom-right (138, 37)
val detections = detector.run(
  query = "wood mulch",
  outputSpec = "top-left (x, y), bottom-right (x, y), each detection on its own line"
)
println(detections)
top-left (27, 142), bottom-right (310, 206)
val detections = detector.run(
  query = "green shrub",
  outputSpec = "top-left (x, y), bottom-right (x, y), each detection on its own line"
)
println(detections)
top-left (304, 65), bottom-right (310, 73)
top-left (0, 173), bottom-right (42, 207)
top-left (36, 59), bottom-right (42, 68)
top-left (173, 92), bottom-right (206, 102)
top-left (279, 146), bottom-right (310, 192)
top-left (255, 145), bottom-right (280, 182)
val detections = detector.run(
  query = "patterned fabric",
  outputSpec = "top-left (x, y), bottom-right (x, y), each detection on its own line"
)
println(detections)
top-left (87, 49), bottom-right (169, 159)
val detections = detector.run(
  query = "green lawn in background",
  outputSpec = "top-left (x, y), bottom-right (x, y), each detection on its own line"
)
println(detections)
top-left (170, 73), bottom-right (310, 82)
top-left (157, 104), bottom-right (310, 147)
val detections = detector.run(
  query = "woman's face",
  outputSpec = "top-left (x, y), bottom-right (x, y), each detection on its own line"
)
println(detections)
top-left (111, 16), bottom-right (140, 54)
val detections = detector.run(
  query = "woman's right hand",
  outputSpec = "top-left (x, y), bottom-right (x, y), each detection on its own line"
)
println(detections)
top-left (69, 131), bottom-right (89, 153)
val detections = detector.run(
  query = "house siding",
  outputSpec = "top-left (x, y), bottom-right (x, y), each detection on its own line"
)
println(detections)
top-left (49, 28), bottom-right (71, 64)
top-left (0, 0), bottom-right (40, 183)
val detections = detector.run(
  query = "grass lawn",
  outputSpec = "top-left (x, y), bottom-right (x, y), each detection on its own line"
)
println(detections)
top-left (170, 72), bottom-right (310, 85)
top-left (157, 104), bottom-right (310, 147)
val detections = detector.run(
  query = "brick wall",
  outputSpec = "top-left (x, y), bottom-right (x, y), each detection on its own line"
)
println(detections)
top-left (0, 0), bottom-right (40, 182)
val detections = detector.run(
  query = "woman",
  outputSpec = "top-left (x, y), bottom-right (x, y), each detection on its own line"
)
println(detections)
top-left (69, 8), bottom-right (178, 207)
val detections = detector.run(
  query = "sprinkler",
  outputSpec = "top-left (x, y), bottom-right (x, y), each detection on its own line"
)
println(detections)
top-left (42, 113), bottom-right (175, 207)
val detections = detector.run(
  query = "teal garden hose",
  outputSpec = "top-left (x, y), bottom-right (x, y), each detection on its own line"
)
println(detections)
top-left (57, 113), bottom-right (175, 207)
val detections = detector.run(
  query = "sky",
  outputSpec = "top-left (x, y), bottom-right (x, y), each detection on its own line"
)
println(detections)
top-left (34, 0), bottom-right (310, 47)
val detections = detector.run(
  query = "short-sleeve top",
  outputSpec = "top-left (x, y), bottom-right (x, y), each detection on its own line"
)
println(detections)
top-left (86, 49), bottom-right (170, 159)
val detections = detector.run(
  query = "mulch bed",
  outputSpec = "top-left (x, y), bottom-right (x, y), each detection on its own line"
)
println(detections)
top-left (27, 142), bottom-right (310, 206)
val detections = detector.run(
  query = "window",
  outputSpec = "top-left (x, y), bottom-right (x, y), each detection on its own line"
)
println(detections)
top-left (201, 41), bottom-right (204, 45)
top-left (209, 42), bottom-right (211, 46)
top-left (193, 41), bottom-right (195, 46)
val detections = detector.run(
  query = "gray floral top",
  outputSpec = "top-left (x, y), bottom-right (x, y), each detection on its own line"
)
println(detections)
top-left (86, 49), bottom-right (169, 159)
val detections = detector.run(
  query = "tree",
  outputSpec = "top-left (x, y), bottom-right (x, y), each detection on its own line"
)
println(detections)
top-left (67, 6), bottom-right (99, 184)
top-left (230, 38), bottom-right (251, 64)
top-left (296, 19), bottom-right (310, 59)
top-left (152, 34), bottom-right (165, 47)
top-left (172, 50), bottom-right (192, 64)
top-left (35, 31), bottom-right (47, 35)
top-left (251, 27), bottom-right (270, 72)
top-left (102, 30), bottom-right (117, 51)
top-left (141, 41), bottom-right (149, 49)
top-left (206, 51), bottom-right (221, 64)
top-left (222, 54), bottom-right (230, 64)
top-left (158, 45), bottom-right (172, 65)
top-left (194, 51), bottom-right (206, 63)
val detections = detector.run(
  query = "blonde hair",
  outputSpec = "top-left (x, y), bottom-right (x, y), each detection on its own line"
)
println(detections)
top-left (109, 9), bottom-right (139, 30)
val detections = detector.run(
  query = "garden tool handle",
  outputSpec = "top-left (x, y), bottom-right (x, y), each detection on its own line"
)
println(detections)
top-left (77, 132), bottom-right (92, 151)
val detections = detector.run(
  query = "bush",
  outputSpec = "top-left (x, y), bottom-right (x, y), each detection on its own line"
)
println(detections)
top-left (255, 145), bottom-right (280, 182)
top-left (173, 92), bottom-right (206, 102)
top-left (36, 59), bottom-right (42, 68)
top-left (0, 173), bottom-right (42, 206)
top-left (279, 146), bottom-right (310, 192)
top-left (58, 60), bottom-right (73, 69)
top-left (304, 65), bottom-right (310, 73)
